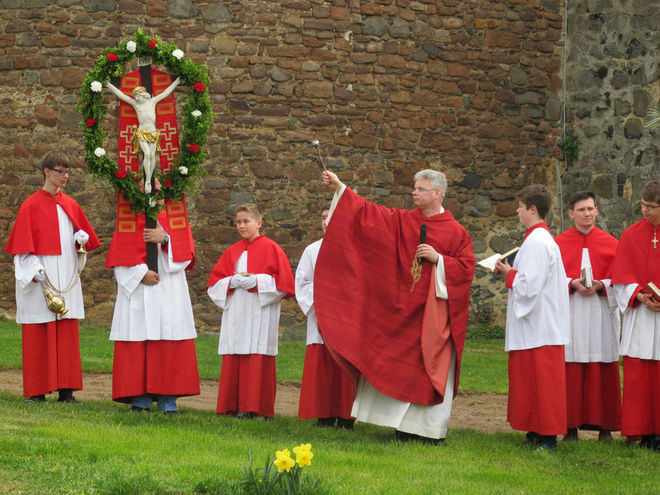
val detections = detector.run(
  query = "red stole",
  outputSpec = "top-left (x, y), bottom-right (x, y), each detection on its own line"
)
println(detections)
top-left (207, 235), bottom-right (295, 297)
top-left (555, 226), bottom-right (618, 279)
top-left (314, 187), bottom-right (475, 405)
top-left (5, 189), bottom-right (101, 255)
top-left (612, 219), bottom-right (660, 286)
top-left (105, 195), bottom-right (195, 269)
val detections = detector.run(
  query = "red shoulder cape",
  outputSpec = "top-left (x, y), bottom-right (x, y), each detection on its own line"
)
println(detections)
top-left (5, 189), bottom-right (101, 255)
top-left (612, 219), bottom-right (660, 285)
top-left (105, 198), bottom-right (195, 269)
top-left (555, 226), bottom-right (618, 279)
top-left (206, 235), bottom-right (295, 298)
top-left (314, 188), bottom-right (475, 405)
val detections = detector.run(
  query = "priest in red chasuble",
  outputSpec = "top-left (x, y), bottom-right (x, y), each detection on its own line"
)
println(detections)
top-left (315, 169), bottom-right (475, 444)
top-left (5, 150), bottom-right (101, 403)
top-left (555, 191), bottom-right (621, 442)
top-left (612, 179), bottom-right (660, 449)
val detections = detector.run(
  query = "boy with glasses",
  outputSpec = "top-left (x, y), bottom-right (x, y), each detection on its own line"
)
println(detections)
top-left (5, 150), bottom-right (101, 403)
top-left (612, 180), bottom-right (660, 450)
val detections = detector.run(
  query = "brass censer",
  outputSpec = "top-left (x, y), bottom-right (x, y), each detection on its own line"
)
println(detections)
top-left (43, 289), bottom-right (68, 316)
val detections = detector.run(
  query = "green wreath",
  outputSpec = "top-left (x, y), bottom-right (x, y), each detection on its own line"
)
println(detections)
top-left (77, 29), bottom-right (213, 219)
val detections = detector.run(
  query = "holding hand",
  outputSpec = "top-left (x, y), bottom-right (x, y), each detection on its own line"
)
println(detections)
top-left (144, 223), bottom-right (167, 244)
top-left (74, 230), bottom-right (89, 247)
top-left (141, 270), bottom-right (159, 286)
top-left (415, 243), bottom-right (440, 264)
top-left (637, 292), bottom-right (660, 312)
top-left (322, 170), bottom-right (343, 192)
top-left (494, 259), bottom-right (512, 276)
top-left (571, 278), bottom-right (603, 296)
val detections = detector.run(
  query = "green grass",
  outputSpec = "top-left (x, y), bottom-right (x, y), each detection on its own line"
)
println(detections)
top-left (1, 392), bottom-right (659, 494)
top-left (0, 318), bottom-right (305, 382)
top-left (1, 317), bottom-right (656, 494)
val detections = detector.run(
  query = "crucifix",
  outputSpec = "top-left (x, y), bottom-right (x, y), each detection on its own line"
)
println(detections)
top-left (109, 60), bottom-right (178, 272)
top-left (652, 232), bottom-right (658, 249)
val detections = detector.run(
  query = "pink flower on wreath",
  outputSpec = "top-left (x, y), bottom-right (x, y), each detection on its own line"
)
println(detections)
top-left (187, 143), bottom-right (199, 152)
top-left (115, 169), bottom-right (128, 179)
top-left (86, 118), bottom-right (97, 127)
top-left (107, 53), bottom-right (118, 61)
top-left (193, 82), bottom-right (206, 92)
top-left (164, 178), bottom-right (173, 187)
top-left (149, 39), bottom-right (158, 49)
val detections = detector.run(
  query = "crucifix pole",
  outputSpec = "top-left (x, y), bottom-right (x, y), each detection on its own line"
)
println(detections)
top-left (139, 61), bottom-right (158, 273)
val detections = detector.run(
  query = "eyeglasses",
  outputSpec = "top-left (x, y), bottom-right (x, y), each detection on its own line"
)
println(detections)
top-left (412, 188), bottom-right (438, 194)
top-left (640, 202), bottom-right (660, 211)
top-left (50, 168), bottom-right (70, 176)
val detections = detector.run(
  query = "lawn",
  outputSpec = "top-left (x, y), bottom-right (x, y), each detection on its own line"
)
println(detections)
top-left (0, 318), bottom-right (657, 494)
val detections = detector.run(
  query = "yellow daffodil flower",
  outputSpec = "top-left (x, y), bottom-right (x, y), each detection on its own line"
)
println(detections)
top-left (273, 448), bottom-right (295, 473)
top-left (293, 443), bottom-right (314, 467)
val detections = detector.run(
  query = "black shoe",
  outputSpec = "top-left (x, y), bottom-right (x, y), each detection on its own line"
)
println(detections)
top-left (316, 417), bottom-right (337, 427)
top-left (336, 418), bottom-right (355, 430)
top-left (163, 410), bottom-right (178, 416)
top-left (236, 411), bottom-right (256, 419)
top-left (640, 435), bottom-right (655, 449)
top-left (131, 405), bottom-right (150, 413)
top-left (395, 430), bottom-right (417, 442)
top-left (58, 396), bottom-right (81, 404)
top-left (26, 395), bottom-right (45, 403)
top-left (526, 432), bottom-right (543, 445)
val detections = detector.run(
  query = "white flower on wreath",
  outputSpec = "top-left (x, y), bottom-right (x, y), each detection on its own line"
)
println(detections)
top-left (126, 41), bottom-right (136, 53)
top-left (90, 81), bottom-right (103, 92)
top-left (172, 49), bottom-right (184, 60)
top-left (149, 198), bottom-right (157, 207)
top-left (178, 166), bottom-right (188, 175)
top-left (93, 147), bottom-right (106, 157)
top-left (191, 110), bottom-right (202, 118)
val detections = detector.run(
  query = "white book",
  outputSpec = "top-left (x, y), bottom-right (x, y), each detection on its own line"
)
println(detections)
top-left (477, 247), bottom-right (520, 272)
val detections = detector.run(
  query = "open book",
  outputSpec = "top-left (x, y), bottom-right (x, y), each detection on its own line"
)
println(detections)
top-left (477, 247), bottom-right (520, 272)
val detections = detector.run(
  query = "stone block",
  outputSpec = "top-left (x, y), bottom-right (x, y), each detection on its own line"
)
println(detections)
top-left (623, 117), bottom-right (642, 139)
top-left (34, 105), bottom-right (59, 127)
top-left (167, 0), bottom-right (198, 18)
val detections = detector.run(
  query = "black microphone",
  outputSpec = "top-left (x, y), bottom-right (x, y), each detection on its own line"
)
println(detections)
top-left (418, 224), bottom-right (427, 264)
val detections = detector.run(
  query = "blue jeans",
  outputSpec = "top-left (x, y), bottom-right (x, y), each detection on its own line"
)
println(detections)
top-left (131, 394), bottom-right (178, 412)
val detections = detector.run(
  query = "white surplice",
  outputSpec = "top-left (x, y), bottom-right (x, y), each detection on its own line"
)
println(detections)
top-left (295, 239), bottom-right (324, 345)
top-left (109, 239), bottom-right (196, 342)
top-left (565, 248), bottom-right (620, 363)
top-left (613, 284), bottom-right (660, 360)
top-left (207, 251), bottom-right (286, 356)
top-left (505, 228), bottom-right (570, 352)
top-left (14, 205), bottom-right (86, 323)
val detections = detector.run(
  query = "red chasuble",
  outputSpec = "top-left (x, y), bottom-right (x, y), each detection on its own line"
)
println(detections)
top-left (5, 190), bottom-right (101, 255)
top-left (555, 226), bottom-right (618, 281)
top-left (206, 235), bottom-right (295, 297)
top-left (612, 219), bottom-right (660, 290)
top-left (105, 195), bottom-right (195, 269)
top-left (314, 188), bottom-right (475, 405)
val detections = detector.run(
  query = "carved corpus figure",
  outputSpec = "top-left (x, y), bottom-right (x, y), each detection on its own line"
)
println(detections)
top-left (105, 77), bottom-right (181, 194)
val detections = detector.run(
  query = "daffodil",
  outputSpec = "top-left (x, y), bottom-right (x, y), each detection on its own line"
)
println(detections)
top-left (273, 449), bottom-right (295, 473)
top-left (293, 443), bottom-right (313, 467)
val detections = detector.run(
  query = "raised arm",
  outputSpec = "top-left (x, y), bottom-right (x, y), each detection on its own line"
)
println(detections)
top-left (105, 81), bottom-right (134, 105)
top-left (152, 76), bottom-right (181, 104)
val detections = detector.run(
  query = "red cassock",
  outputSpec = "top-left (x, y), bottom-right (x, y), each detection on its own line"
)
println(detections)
top-left (298, 343), bottom-right (355, 419)
top-left (314, 188), bottom-right (475, 406)
top-left (612, 219), bottom-right (660, 436)
top-left (5, 190), bottom-right (101, 397)
top-left (555, 226), bottom-right (621, 431)
top-left (106, 201), bottom-right (199, 403)
top-left (207, 235), bottom-right (295, 417)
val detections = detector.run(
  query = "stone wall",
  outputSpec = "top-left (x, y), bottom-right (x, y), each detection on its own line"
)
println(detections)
top-left (560, 0), bottom-right (659, 235)
top-left (0, 0), bottom-right (566, 333)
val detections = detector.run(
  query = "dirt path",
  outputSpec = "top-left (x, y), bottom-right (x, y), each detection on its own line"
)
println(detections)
top-left (1, 368), bottom-right (512, 432)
